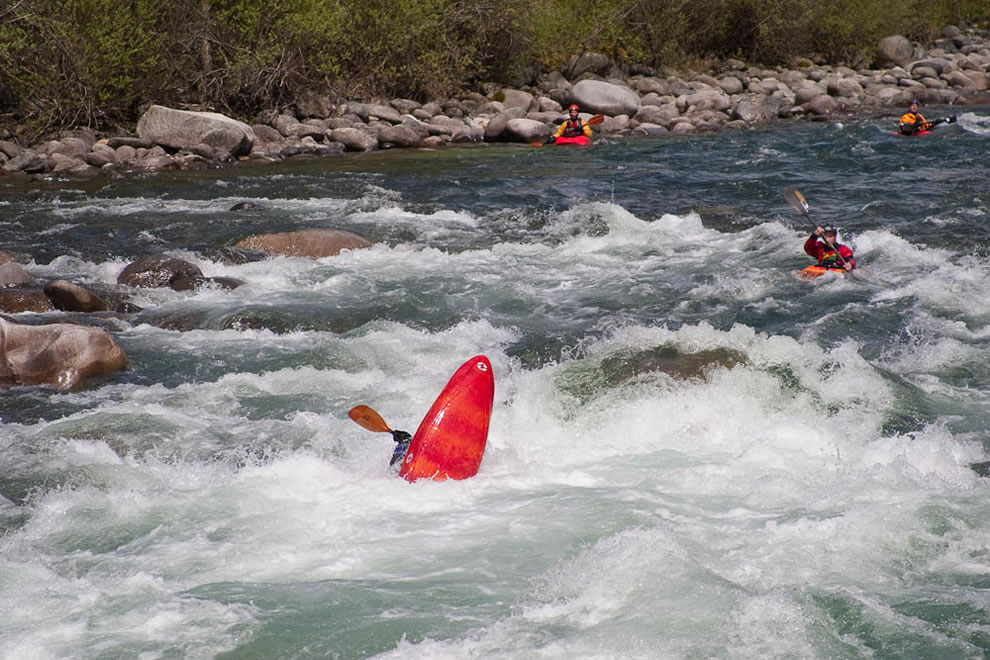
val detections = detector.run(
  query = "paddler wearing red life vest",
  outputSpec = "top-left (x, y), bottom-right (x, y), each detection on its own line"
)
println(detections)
top-left (552, 104), bottom-right (593, 141)
top-left (804, 225), bottom-right (856, 271)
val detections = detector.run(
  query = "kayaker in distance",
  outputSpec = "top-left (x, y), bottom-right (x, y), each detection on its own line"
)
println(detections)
top-left (898, 99), bottom-right (956, 135)
top-left (547, 104), bottom-right (593, 144)
top-left (804, 226), bottom-right (855, 271)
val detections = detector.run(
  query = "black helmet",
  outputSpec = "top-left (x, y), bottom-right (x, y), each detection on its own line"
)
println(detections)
top-left (823, 225), bottom-right (838, 234)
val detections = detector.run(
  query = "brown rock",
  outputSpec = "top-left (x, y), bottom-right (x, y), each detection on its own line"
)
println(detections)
top-left (0, 318), bottom-right (127, 390)
top-left (234, 229), bottom-right (373, 258)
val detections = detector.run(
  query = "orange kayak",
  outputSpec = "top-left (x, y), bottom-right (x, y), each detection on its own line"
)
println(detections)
top-left (798, 265), bottom-right (846, 279)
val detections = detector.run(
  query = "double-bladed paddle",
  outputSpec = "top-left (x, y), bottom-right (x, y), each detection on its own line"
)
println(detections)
top-left (783, 187), bottom-right (848, 266)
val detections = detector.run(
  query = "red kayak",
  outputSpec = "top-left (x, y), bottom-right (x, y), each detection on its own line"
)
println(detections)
top-left (399, 355), bottom-right (495, 482)
top-left (554, 135), bottom-right (591, 146)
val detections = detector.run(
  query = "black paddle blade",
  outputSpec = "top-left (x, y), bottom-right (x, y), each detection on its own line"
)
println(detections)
top-left (783, 188), bottom-right (810, 217)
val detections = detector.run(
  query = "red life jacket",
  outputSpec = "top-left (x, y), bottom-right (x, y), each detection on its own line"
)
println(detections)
top-left (562, 119), bottom-right (585, 138)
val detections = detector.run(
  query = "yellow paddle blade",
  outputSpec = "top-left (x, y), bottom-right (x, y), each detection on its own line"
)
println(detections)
top-left (348, 405), bottom-right (392, 433)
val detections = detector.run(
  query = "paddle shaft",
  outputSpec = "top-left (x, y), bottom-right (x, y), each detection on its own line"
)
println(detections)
top-left (783, 188), bottom-right (848, 266)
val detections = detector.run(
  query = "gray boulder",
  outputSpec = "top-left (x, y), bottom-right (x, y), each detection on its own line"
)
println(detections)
top-left (331, 127), bottom-right (378, 152)
top-left (569, 80), bottom-right (640, 116)
top-left (378, 124), bottom-right (423, 148)
top-left (731, 101), bottom-right (768, 123)
top-left (137, 105), bottom-right (255, 157)
top-left (500, 89), bottom-right (537, 113)
top-left (503, 118), bottom-right (549, 143)
top-left (876, 36), bottom-right (914, 68)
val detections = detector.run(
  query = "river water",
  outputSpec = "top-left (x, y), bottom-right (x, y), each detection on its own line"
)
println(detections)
top-left (2, 109), bottom-right (990, 659)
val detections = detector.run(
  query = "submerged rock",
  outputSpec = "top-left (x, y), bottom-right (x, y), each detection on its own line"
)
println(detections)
top-left (234, 229), bottom-right (373, 258)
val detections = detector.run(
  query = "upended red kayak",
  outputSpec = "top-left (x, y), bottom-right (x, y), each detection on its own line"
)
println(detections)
top-left (399, 355), bottom-right (495, 482)
top-left (554, 135), bottom-right (591, 146)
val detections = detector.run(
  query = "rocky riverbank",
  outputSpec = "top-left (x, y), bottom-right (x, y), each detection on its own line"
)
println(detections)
top-left (1, 27), bottom-right (989, 179)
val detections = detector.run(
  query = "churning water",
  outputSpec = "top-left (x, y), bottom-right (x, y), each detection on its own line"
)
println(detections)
top-left (2, 109), bottom-right (990, 658)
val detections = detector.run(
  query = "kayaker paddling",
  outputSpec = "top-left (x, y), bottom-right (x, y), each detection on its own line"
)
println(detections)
top-left (898, 99), bottom-right (956, 135)
top-left (804, 225), bottom-right (855, 271)
top-left (548, 104), bottom-right (593, 145)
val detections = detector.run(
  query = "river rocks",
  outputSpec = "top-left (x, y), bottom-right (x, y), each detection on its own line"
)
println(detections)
top-left (876, 36), bottom-right (915, 68)
top-left (234, 229), bottom-right (373, 258)
top-left (116, 254), bottom-right (243, 292)
top-left (601, 345), bottom-right (748, 387)
top-left (0, 262), bottom-right (33, 288)
top-left (0, 289), bottom-right (54, 313)
top-left (0, 317), bottom-right (128, 390)
top-left (137, 105), bottom-right (255, 157)
top-left (43, 280), bottom-right (109, 313)
top-left (568, 79), bottom-right (640, 116)
top-left (118, 254), bottom-right (203, 289)
top-left (503, 118), bottom-right (549, 143)
top-left (378, 124), bottom-right (424, 148)
top-left (2, 25), bottom-right (990, 179)
top-left (332, 126), bottom-right (379, 152)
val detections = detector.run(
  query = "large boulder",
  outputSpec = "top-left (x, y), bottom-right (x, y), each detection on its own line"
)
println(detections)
top-left (0, 318), bottom-right (128, 390)
top-left (118, 255), bottom-right (204, 289)
top-left (137, 105), bottom-right (255, 157)
top-left (568, 80), bottom-right (640, 116)
top-left (378, 124), bottom-right (423, 148)
top-left (499, 89), bottom-right (537, 113)
top-left (234, 229), bottom-right (373, 258)
top-left (0, 262), bottom-right (32, 288)
top-left (503, 118), bottom-right (549, 143)
top-left (331, 127), bottom-right (378, 152)
top-left (876, 36), bottom-right (915, 68)
top-left (43, 280), bottom-right (109, 312)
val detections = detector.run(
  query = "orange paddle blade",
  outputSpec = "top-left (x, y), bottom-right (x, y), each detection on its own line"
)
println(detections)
top-left (587, 114), bottom-right (605, 126)
top-left (348, 405), bottom-right (392, 433)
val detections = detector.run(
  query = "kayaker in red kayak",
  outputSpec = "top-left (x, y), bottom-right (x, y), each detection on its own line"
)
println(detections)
top-left (804, 225), bottom-right (855, 271)
top-left (548, 104), bottom-right (593, 144)
top-left (898, 99), bottom-right (956, 135)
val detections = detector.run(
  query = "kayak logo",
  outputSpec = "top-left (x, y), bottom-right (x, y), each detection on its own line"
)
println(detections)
top-left (476, 361), bottom-right (488, 372)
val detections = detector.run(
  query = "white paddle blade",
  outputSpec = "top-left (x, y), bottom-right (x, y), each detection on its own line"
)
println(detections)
top-left (783, 187), bottom-right (810, 217)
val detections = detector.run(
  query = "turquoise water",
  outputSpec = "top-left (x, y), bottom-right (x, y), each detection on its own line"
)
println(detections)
top-left (2, 110), bottom-right (990, 658)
